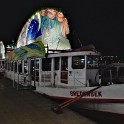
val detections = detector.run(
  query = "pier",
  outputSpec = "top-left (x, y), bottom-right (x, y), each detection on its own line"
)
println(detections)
top-left (0, 76), bottom-right (97, 124)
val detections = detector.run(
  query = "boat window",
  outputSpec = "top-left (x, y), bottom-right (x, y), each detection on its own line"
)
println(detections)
top-left (11, 62), bottom-right (13, 71)
top-left (87, 55), bottom-right (99, 69)
top-left (24, 60), bottom-right (28, 73)
top-left (72, 56), bottom-right (85, 69)
top-left (8, 62), bottom-right (10, 71)
top-left (42, 58), bottom-right (51, 71)
top-left (14, 62), bottom-right (17, 72)
top-left (101, 67), bottom-right (117, 85)
top-left (9, 62), bottom-right (11, 71)
top-left (9, 62), bottom-right (11, 70)
top-left (55, 57), bottom-right (59, 70)
top-left (61, 57), bottom-right (68, 71)
top-left (7, 62), bottom-right (9, 70)
top-left (0, 60), bottom-right (4, 68)
top-left (118, 67), bottom-right (124, 76)
top-left (36, 59), bottom-right (39, 70)
top-left (5, 62), bottom-right (7, 70)
top-left (2, 61), bottom-right (4, 67)
top-left (36, 59), bottom-right (39, 81)
top-left (61, 57), bottom-right (68, 84)
top-left (30, 59), bottom-right (34, 76)
top-left (9, 62), bottom-right (12, 71)
top-left (18, 61), bottom-right (22, 73)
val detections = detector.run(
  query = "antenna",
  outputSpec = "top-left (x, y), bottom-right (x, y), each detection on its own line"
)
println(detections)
top-left (73, 30), bottom-right (83, 48)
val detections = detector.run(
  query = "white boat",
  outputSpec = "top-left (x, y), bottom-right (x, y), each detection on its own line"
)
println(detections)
top-left (4, 48), bottom-right (124, 115)
top-left (4, 7), bottom-right (124, 115)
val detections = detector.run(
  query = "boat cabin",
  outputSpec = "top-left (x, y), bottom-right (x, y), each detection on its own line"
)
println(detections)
top-left (4, 8), bottom-right (100, 88)
top-left (5, 50), bottom-right (100, 88)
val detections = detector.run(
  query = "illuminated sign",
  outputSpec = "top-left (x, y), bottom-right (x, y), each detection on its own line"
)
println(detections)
top-left (17, 8), bottom-right (71, 51)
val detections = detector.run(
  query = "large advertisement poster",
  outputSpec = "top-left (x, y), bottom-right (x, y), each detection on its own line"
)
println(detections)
top-left (16, 8), bottom-right (71, 50)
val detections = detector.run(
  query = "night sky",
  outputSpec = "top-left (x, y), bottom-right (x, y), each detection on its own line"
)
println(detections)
top-left (0, 0), bottom-right (124, 56)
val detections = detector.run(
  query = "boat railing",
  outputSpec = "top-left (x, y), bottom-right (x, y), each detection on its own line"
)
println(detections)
top-left (41, 71), bottom-right (52, 87)
top-left (38, 69), bottom-right (97, 88)
top-left (13, 72), bottom-right (35, 90)
top-left (74, 77), bottom-right (86, 87)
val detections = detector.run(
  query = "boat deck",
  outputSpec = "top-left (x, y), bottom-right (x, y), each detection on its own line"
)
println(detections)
top-left (0, 76), bottom-right (97, 124)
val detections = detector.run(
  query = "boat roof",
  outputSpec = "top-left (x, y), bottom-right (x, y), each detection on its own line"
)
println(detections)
top-left (47, 49), bottom-right (100, 58)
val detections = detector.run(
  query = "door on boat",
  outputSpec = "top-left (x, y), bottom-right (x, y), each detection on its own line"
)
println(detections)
top-left (41, 58), bottom-right (51, 85)
top-left (53, 57), bottom-right (60, 87)
top-left (68, 56), bottom-right (86, 86)
top-left (61, 57), bottom-right (68, 84)
top-left (30, 59), bottom-right (34, 81)
top-left (30, 58), bottom-right (40, 85)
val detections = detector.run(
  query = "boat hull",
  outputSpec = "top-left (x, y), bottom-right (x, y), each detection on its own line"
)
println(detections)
top-left (35, 84), bottom-right (124, 115)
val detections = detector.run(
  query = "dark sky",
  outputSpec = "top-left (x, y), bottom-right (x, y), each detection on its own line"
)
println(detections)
top-left (0, 0), bottom-right (124, 56)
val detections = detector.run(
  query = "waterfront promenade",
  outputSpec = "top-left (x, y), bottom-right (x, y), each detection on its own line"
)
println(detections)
top-left (0, 76), bottom-right (97, 124)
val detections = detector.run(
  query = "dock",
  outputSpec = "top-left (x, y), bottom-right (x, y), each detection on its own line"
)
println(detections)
top-left (0, 76), bottom-right (98, 124)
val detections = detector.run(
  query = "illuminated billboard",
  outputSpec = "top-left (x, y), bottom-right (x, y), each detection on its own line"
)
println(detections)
top-left (17, 8), bottom-right (71, 50)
